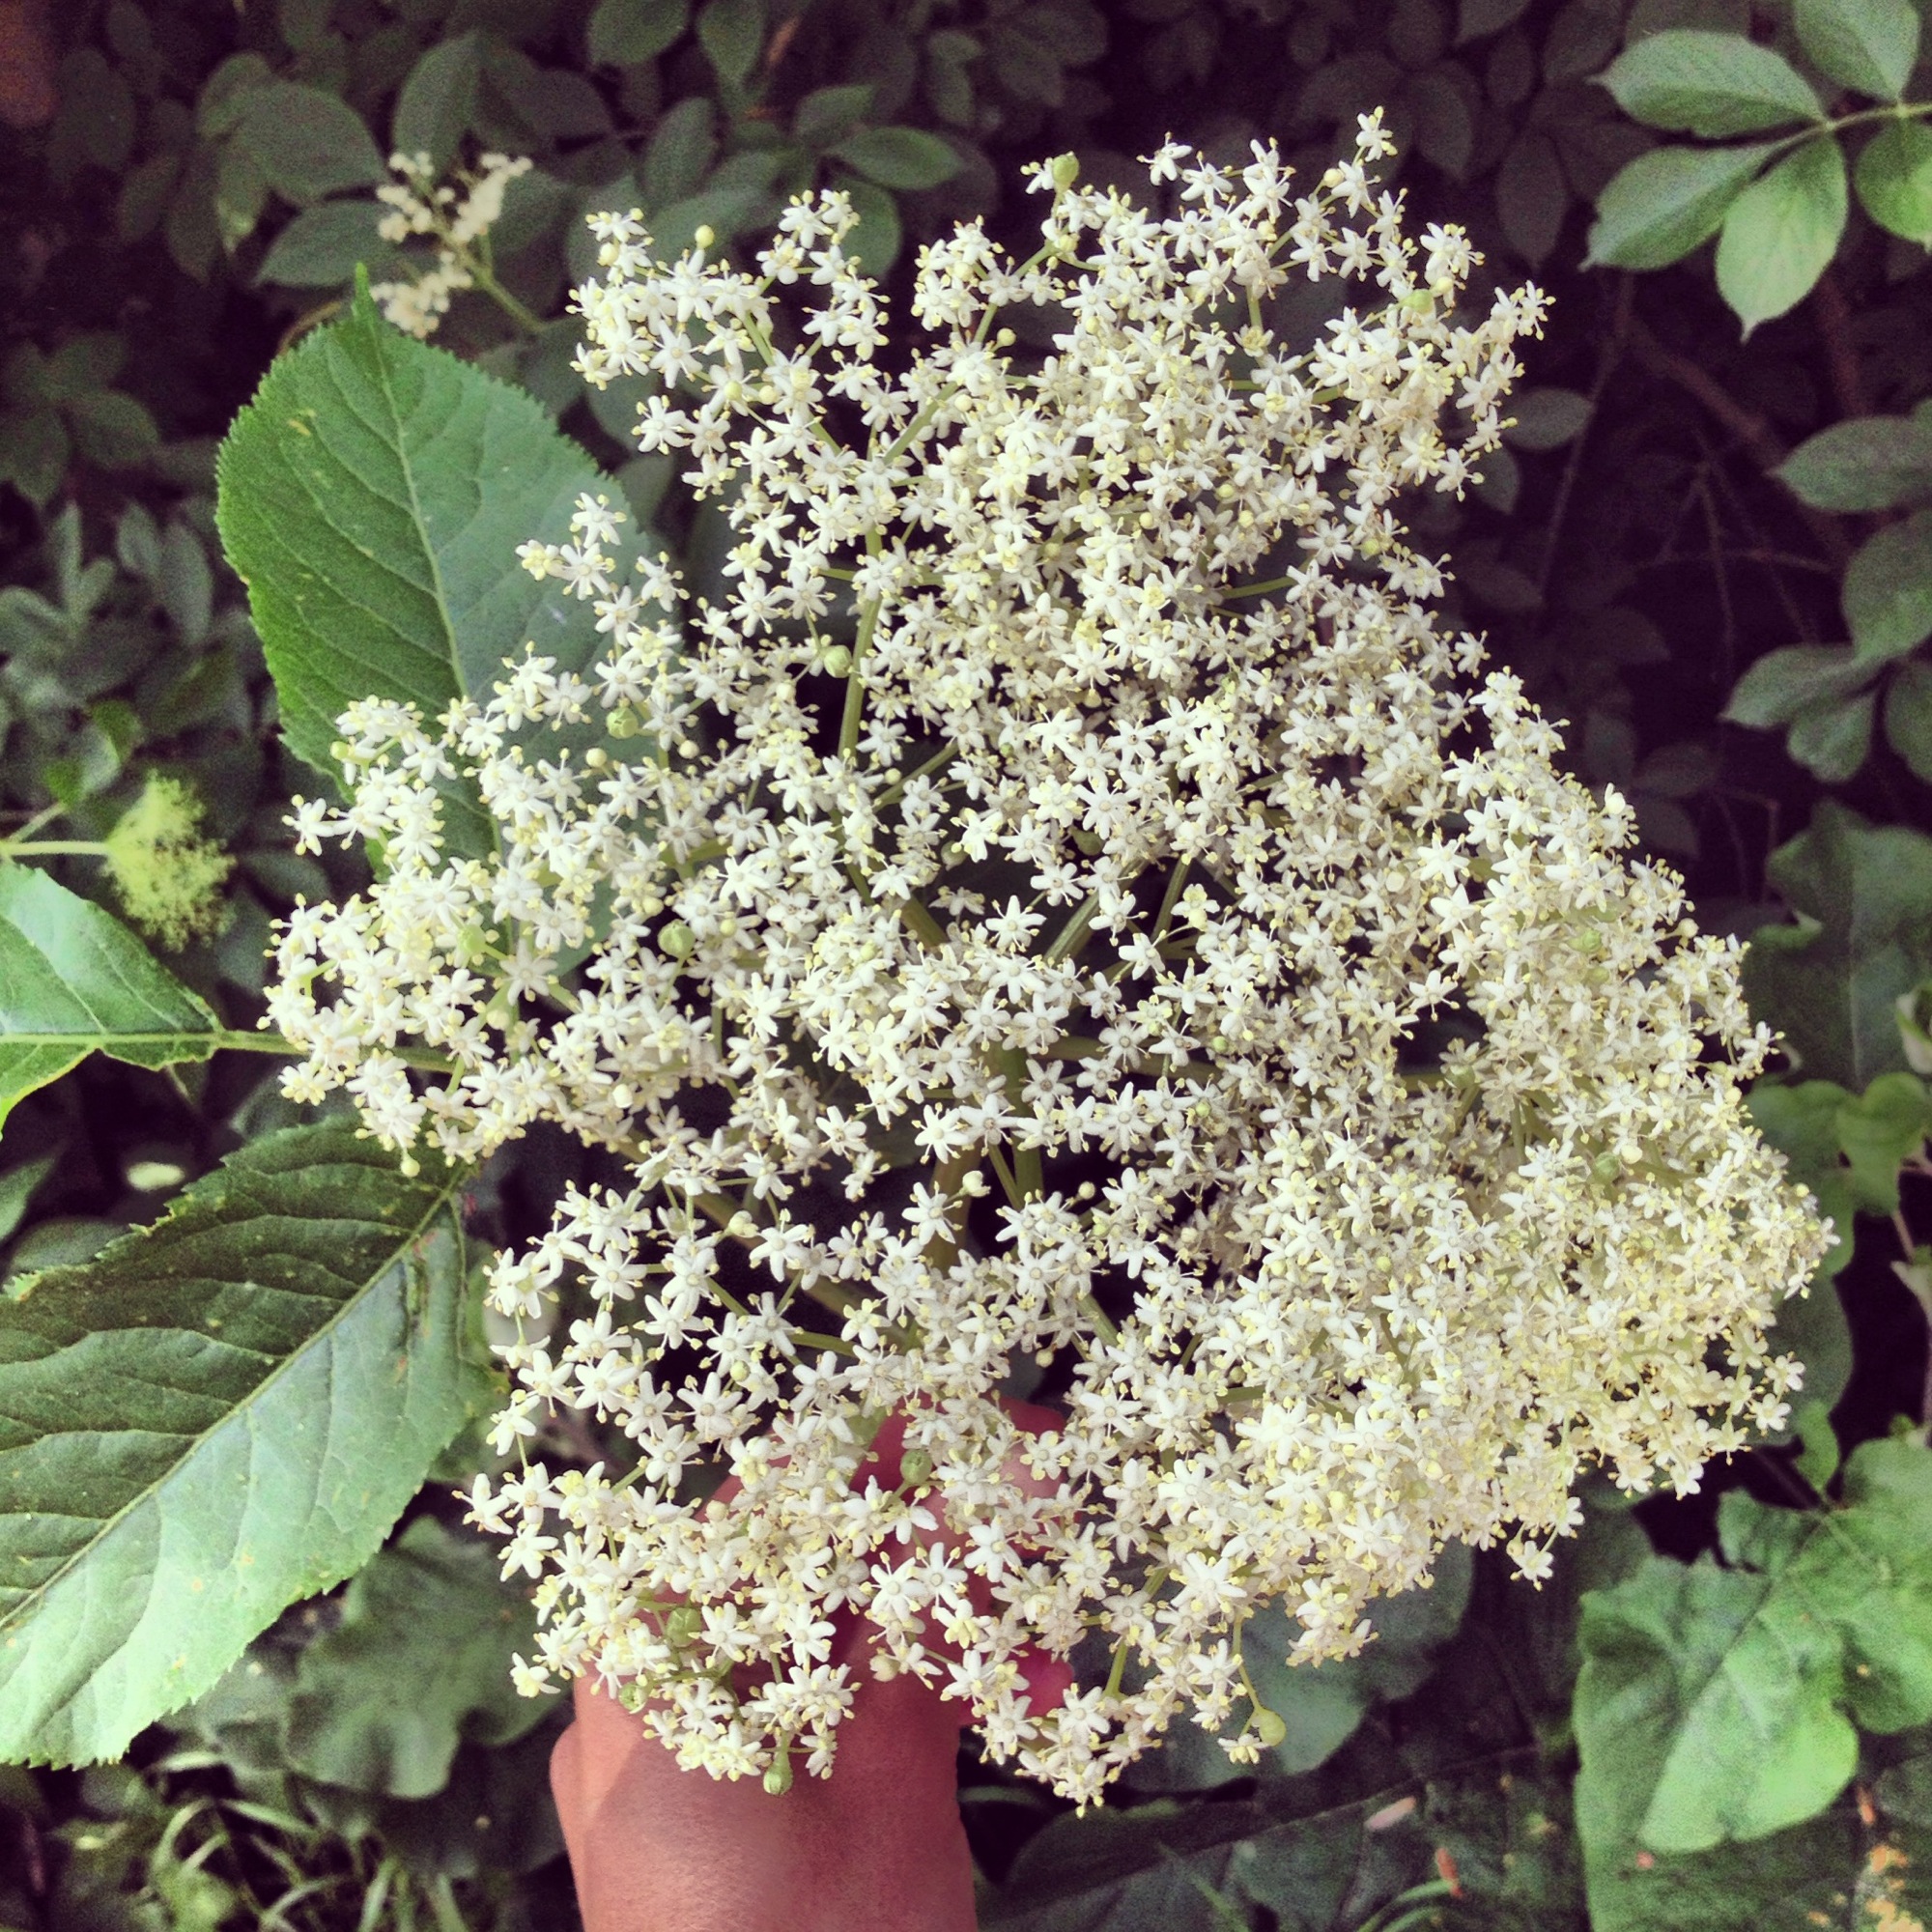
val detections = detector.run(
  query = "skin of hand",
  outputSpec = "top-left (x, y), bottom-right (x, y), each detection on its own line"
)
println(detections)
top-left (548, 1400), bottom-right (1075, 1932)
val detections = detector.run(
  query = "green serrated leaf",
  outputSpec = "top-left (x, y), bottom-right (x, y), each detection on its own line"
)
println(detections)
top-left (645, 99), bottom-right (718, 212)
top-left (1715, 135), bottom-right (1846, 334)
top-left (214, 279), bottom-right (611, 856)
top-left (1723, 642), bottom-right (1876, 728)
top-left (1792, 0), bottom-right (1919, 100)
top-left (588, 0), bottom-right (691, 67)
top-left (1886, 659), bottom-right (1932, 783)
top-left (1575, 1457), bottom-right (1932, 1872)
top-left (256, 200), bottom-right (396, 289)
top-left (1585, 141), bottom-right (1776, 270)
top-left (836, 175), bottom-right (902, 276)
top-left (1844, 511), bottom-right (1932, 660)
top-left (1596, 30), bottom-right (1823, 137)
top-left (696, 0), bottom-right (765, 89)
top-left (281, 1518), bottom-right (556, 1799)
top-left (1777, 412), bottom-right (1932, 511)
top-left (1835, 1068), bottom-right (1932, 1213)
top-left (1745, 804), bottom-right (1932, 1107)
top-left (0, 1124), bottom-right (487, 1765)
top-left (391, 32), bottom-right (482, 175)
top-left (0, 863), bottom-right (220, 1133)
top-left (1858, 119), bottom-right (1932, 243)
top-left (832, 126), bottom-right (962, 190)
top-left (232, 83), bottom-right (386, 205)
top-left (1786, 686), bottom-right (1875, 781)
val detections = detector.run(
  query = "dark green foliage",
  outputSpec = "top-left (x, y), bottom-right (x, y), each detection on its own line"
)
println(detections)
top-left (5, 0), bottom-right (1932, 1925)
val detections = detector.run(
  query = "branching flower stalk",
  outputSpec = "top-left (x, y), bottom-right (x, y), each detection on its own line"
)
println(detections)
top-left (370, 150), bottom-right (538, 340)
top-left (264, 114), bottom-right (1829, 1804)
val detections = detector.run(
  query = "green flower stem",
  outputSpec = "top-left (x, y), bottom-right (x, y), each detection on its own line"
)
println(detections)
top-left (1045, 891), bottom-right (1100, 965)
top-left (838, 531), bottom-right (885, 759)
top-left (0, 839), bottom-right (108, 858)
top-left (468, 261), bottom-right (545, 338)
top-left (209, 1029), bottom-right (458, 1075)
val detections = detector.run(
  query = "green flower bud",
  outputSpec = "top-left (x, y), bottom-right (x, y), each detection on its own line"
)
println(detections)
top-left (101, 774), bottom-right (234, 952)
top-left (900, 1446), bottom-right (934, 1487)
top-left (1251, 1706), bottom-right (1287, 1748)
top-left (660, 921), bottom-right (696, 958)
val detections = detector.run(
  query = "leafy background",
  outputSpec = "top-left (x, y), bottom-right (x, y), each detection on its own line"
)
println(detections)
top-left (2, 0), bottom-right (1932, 1926)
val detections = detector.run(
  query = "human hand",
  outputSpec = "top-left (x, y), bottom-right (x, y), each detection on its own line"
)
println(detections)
top-left (548, 1400), bottom-right (1074, 1932)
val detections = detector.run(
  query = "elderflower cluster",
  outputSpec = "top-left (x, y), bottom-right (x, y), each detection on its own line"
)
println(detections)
top-left (369, 149), bottom-right (533, 338)
top-left (266, 114), bottom-right (1828, 1803)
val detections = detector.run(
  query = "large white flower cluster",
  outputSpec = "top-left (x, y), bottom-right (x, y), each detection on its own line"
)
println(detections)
top-left (265, 114), bottom-right (1827, 1803)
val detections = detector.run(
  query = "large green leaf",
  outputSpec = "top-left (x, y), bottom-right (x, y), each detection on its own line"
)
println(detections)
top-left (1576, 1440), bottom-right (1932, 1879)
top-left (1585, 142), bottom-right (1777, 270)
top-left (1844, 511), bottom-right (1932, 659)
top-left (1777, 411), bottom-right (1932, 511)
top-left (1793, 0), bottom-right (1919, 101)
top-left (1743, 803), bottom-right (1932, 1089)
top-left (231, 83), bottom-right (386, 204)
top-left (1596, 30), bottom-right (1823, 136)
top-left (0, 1124), bottom-right (487, 1766)
top-left (282, 1517), bottom-right (554, 1800)
top-left (1714, 136), bottom-right (1847, 334)
top-left (215, 279), bottom-right (610, 855)
top-left (1575, 1755), bottom-right (1932, 1932)
top-left (1722, 642), bottom-right (1877, 729)
top-left (1858, 118), bottom-right (1932, 242)
top-left (0, 862), bottom-right (220, 1132)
